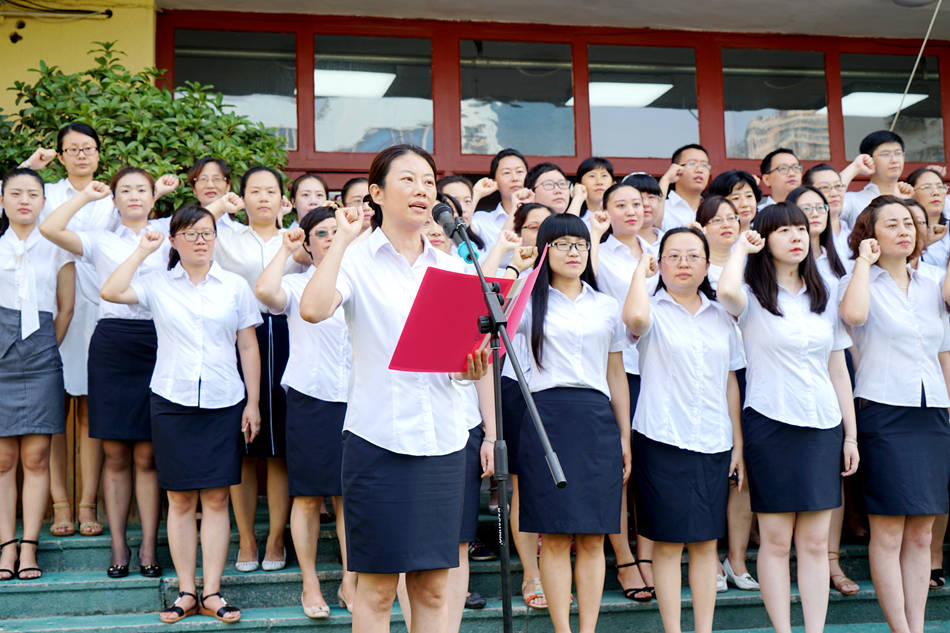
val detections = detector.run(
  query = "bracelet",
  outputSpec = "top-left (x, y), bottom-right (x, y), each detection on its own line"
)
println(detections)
top-left (844, 437), bottom-right (858, 445)
top-left (505, 265), bottom-right (520, 276)
top-left (482, 437), bottom-right (496, 444)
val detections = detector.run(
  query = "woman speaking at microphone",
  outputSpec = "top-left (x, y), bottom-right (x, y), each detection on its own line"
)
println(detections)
top-left (299, 144), bottom-right (490, 633)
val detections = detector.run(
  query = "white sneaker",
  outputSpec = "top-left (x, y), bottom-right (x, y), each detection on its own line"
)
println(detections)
top-left (723, 557), bottom-right (760, 590)
top-left (716, 573), bottom-right (728, 593)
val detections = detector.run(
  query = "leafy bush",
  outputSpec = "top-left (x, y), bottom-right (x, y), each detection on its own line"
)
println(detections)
top-left (0, 42), bottom-right (287, 216)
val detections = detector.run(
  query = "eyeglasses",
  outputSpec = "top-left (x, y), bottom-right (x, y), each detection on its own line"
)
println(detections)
top-left (61, 146), bottom-right (98, 157)
top-left (177, 230), bottom-right (216, 242)
top-left (875, 150), bottom-right (904, 159)
top-left (679, 160), bottom-right (712, 171)
top-left (314, 229), bottom-right (337, 238)
top-left (799, 203), bottom-right (829, 215)
top-left (915, 183), bottom-right (948, 194)
top-left (767, 164), bottom-right (803, 175)
top-left (706, 215), bottom-right (740, 226)
top-left (195, 176), bottom-right (227, 185)
top-left (550, 240), bottom-right (590, 252)
top-left (535, 180), bottom-right (571, 191)
top-left (662, 253), bottom-right (706, 265)
top-left (814, 183), bottom-right (845, 194)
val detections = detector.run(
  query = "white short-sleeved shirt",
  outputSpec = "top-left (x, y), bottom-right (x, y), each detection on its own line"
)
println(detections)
top-left (758, 195), bottom-right (777, 210)
top-left (336, 228), bottom-right (470, 456)
top-left (634, 290), bottom-right (745, 453)
top-left (841, 182), bottom-right (881, 229)
top-left (840, 266), bottom-right (950, 408)
top-left (214, 220), bottom-right (302, 312)
top-left (815, 248), bottom-right (845, 300)
top-left (916, 260), bottom-right (946, 285)
top-left (279, 267), bottom-right (350, 403)
top-left (596, 235), bottom-right (659, 374)
top-left (459, 382), bottom-right (483, 431)
top-left (832, 225), bottom-right (853, 269)
top-left (921, 228), bottom-right (950, 268)
top-left (639, 227), bottom-right (664, 257)
top-left (661, 190), bottom-right (697, 231)
top-left (517, 282), bottom-right (626, 398)
top-left (707, 263), bottom-right (724, 291)
top-left (130, 261), bottom-right (263, 408)
top-left (0, 227), bottom-right (71, 315)
top-left (738, 283), bottom-right (851, 429)
top-left (77, 218), bottom-right (171, 321)
top-left (470, 203), bottom-right (508, 251)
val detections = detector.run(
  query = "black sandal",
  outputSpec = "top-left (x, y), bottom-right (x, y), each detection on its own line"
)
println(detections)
top-left (931, 568), bottom-right (946, 589)
top-left (636, 559), bottom-right (656, 599)
top-left (15, 539), bottom-right (41, 580)
top-left (0, 539), bottom-right (17, 581)
top-left (160, 591), bottom-right (198, 624)
top-left (617, 560), bottom-right (653, 602)
top-left (200, 591), bottom-right (241, 623)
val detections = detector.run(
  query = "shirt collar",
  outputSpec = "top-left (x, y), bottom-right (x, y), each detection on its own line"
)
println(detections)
top-left (0, 225), bottom-right (41, 249)
top-left (862, 182), bottom-right (881, 196)
top-left (869, 262), bottom-right (918, 283)
top-left (368, 226), bottom-right (439, 264)
top-left (604, 233), bottom-right (650, 256)
top-left (115, 221), bottom-right (160, 240)
top-left (549, 281), bottom-right (593, 303)
top-left (655, 286), bottom-right (714, 315)
top-left (667, 190), bottom-right (686, 205)
top-left (169, 260), bottom-right (225, 284)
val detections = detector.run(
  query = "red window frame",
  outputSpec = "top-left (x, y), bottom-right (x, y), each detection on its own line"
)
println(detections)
top-left (156, 11), bottom-right (950, 186)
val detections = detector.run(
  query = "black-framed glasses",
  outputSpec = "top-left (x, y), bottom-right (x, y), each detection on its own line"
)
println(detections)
top-left (550, 240), bottom-right (591, 252)
top-left (61, 146), bottom-right (98, 157)
top-left (767, 164), bottom-right (803, 175)
top-left (178, 230), bottom-right (216, 242)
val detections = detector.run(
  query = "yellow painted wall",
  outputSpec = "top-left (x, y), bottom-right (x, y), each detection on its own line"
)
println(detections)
top-left (0, 1), bottom-right (156, 115)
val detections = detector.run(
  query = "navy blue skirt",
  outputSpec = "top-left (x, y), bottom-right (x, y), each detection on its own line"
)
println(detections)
top-left (150, 394), bottom-right (243, 491)
top-left (519, 387), bottom-right (622, 534)
top-left (857, 399), bottom-right (950, 516)
top-left (88, 319), bottom-right (156, 442)
top-left (633, 432), bottom-right (729, 543)
top-left (342, 432), bottom-right (465, 573)
top-left (500, 376), bottom-right (527, 475)
top-left (742, 408), bottom-right (842, 513)
top-left (626, 373), bottom-right (641, 416)
top-left (240, 313), bottom-right (289, 458)
top-left (285, 388), bottom-right (346, 497)
top-left (460, 425), bottom-right (485, 543)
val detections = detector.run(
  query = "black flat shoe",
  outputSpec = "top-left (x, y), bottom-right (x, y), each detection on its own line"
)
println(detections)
top-left (140, 563), bottom-right (162, 578)
top-left (108, 547), bottom-right (131, 578)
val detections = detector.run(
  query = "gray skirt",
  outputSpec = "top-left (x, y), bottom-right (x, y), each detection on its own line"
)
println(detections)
top-left (0, 306), bottom-right (65, 437)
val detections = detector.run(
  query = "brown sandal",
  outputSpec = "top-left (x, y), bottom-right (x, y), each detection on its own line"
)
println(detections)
top-left (160, 591), bottom-right (198, 624)
top-left (78, 502), bottom-right (103, 537)
top-left (50, 500), bottom-right (75, 537)
top-left (829, 552), bottom-right (859, 596)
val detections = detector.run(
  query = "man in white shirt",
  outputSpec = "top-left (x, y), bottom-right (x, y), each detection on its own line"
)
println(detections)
top-left (759, 148), bottom-right (803, 207)
top-left (839, 130), bottom-right (909, 228)
top-left (660, 144), bottom-right (710, 230)
top-left (469, 148), bottom-right (528, 248)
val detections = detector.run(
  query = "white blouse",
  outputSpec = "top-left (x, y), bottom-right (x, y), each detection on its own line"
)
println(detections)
top-left (77, 218), bottom-right (171, 321)
top-left (336, 228), bottom-right (470, 456)
top-left (596, 234), bottom-right (658, 375)
top-left (214, 220), bottom-right (302, 312)
top-left (738, 283), bottom-right (851, 429)
top-left (661, 190), bottom-right (697, 231)
top-left (130, 262), bottom-right (262, 408)
top-left (840, 265), bottom-right (950, 408)
top-left (0, 227), bottom-right (71, 337)
top-left (469, 203), bottom-right (508, 251)
top-left (279, 267), bottom-right (350, 403)
top-left (517, 282), bottom-right (626, 398)
top-left (634, 290), bottom-right (745, 454)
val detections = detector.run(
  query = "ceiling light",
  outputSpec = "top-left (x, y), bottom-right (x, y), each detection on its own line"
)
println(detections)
top-left (817, 91), bottom-right (929, 117)
top-left (314, 69), bottom-right (396, 98)
top-left (566, 82), bottom-right (674, 108)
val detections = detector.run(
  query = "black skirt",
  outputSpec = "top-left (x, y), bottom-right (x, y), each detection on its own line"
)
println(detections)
top-left (460, 425), bottom-right (484, 543)
top-left (150, 393), bottom-right (243, 491)
top-left (341, 432), bottom-right (465, 573)
top-left (0, 308), bottom-right (64, 437)
top-left (742, 407), bottom-right (842, 513)
top-left (519, 387), bottom-right (622, 534)
top-left (241, 313), bottom-right (289, 458)
top-left (857, 399), bottom-right (950, 516)
top-left (88, 319), bottom-right (156, 441)
top-left (285, 388), bottom-right (346, 498)
top-left (500, 376), bottom-right (526, 475)
top-left (633, 432), bottom-right (730, 543)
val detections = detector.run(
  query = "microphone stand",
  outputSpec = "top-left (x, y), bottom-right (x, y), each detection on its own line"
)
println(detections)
top-left (453, 218), bottom-right (566, 633)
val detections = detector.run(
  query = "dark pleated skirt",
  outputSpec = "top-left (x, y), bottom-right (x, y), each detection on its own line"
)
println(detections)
top-left (240, 313), bottom-right (289, 458)
top-left (519, 387), bottom-right (622, 534)
top-left (342, 432), bottom-right (465, 573)
top-left (742, 407), bottom-right (842, 513)
top-left (88, 319), bottom-right (156, 441)
top-left (633, 432), bottom-right (729, 543)
top-left (460, 425), bottom-right (484, 543)
top-left (285, 388), bottom-right (346, 497)
top-left (150, 393), bottom-right (243, 491)
top-left (500, 376), bottom-right (526, 475)
top-left (0, 308), bottom-right (64, 436)
top-left (857, 399), bottom-right (950, 516)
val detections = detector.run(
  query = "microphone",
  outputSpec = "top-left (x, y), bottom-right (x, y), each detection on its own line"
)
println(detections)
top-left (433, 202), bottom-right (478, 263)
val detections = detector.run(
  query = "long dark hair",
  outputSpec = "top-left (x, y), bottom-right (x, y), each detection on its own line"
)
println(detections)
top-left (367, 144), bottom-right (437, 230)
top-left (1, 168), bottom-right (45, 237)
top-left (655, 226), bottom-right (716, 300)
top-left (529, 214), bottom-right (599, 369)
top-left (167, 204), bottom-right (216, 270)
top-left (786, 185), bottom-right (846, 279)
top-left (747, 202), bottom-right (828, 316)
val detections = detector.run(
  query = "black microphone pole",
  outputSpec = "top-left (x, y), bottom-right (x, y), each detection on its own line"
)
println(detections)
top-left (451, 216), bottom-right (566, 633)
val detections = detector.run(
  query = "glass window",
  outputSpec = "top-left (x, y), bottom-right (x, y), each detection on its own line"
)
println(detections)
top-left (460, 40), bottom-right (573, 156)
top-left (587, 46), bottom-right (698, 157)
top-left (840, 54), bottom-right (943, 162)
top-left (314, 35), bottom-right (432, 153)
top-left (174, 30), bottom-right (297, 150)
top-left (722, 49), bottom-right (829, 161)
